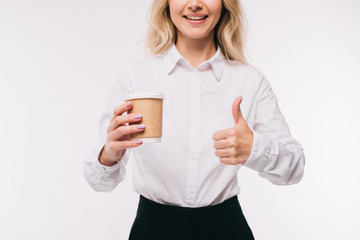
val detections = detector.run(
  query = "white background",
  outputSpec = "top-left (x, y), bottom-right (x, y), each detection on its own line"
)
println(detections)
top-left (1, 0), bottom-right (359, 239)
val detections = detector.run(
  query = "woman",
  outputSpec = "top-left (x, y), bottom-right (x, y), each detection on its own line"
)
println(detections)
top-left (84, 0), bottom-right (305, 239)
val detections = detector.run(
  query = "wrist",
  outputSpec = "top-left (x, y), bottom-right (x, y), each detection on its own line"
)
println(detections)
top-left (98, 146), bottom-right (125, 167)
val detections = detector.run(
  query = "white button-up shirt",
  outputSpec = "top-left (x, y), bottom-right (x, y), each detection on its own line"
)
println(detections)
top-left (83, 45), bottom-right (305, 207)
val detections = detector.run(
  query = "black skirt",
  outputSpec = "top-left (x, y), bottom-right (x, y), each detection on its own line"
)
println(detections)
top-left (129, 195), bottom-right (255, 240)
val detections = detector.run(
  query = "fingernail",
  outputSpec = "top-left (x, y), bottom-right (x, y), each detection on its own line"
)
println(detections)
top-left (137, 124), bottom-right (146, 129)
top-left (134, 114), bottom-right (142, 119)
top-left (136, 139), bottom-right (143, 144)
top-left (126, 102), bottom-right (131, 107)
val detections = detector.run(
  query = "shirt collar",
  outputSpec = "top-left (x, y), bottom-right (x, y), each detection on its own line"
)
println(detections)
top-left (163, 45), bottom-right (225, 81)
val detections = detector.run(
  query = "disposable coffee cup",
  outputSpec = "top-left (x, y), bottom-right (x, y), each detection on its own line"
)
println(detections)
top-left (124, 91), bottom-right (164, 143)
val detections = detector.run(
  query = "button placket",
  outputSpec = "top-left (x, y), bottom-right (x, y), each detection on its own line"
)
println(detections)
top-left (185, 71), bottom-right (200, 205)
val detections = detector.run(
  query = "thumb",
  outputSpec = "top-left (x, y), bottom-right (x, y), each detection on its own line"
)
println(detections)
top-left (232, 96), bottom-right (245, 126)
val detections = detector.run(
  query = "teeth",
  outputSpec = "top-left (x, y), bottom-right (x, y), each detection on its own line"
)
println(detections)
top-left (187, 16), bottom-right (205, 20)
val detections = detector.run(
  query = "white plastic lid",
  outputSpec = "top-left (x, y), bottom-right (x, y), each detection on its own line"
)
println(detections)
top-left (123, 91), bottom-right (164, 100)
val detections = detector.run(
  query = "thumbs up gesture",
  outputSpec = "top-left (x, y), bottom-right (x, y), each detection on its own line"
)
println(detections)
top-left (212, 97), bottom-right (254, 165)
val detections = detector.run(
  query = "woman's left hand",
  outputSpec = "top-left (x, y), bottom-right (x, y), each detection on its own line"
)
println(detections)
top-left (212, 97), bottom-right (254, 165)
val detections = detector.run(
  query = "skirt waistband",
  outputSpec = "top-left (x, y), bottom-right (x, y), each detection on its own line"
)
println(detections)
top-left (136, 195), bottom-right (242, 226)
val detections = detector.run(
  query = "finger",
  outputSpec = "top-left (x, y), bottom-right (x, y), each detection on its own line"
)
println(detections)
top-left (215, 149), bottom-right (230, 158)
top-left (108, 124), bottom-right (146, 141)
top-left (113, 101), bottom-right (132, 117)
top-left (232, 96), bottom-right (245, 126)
top-left (108, 138), bottom-right (144, 150)
top-left (108, 113), bottom-right (142, 132)
top-left (213, 139), bottom-right (231, 149)
top-left (212, 128), bottom-right (236, 141)
top-left (219, 157), bottom-right (236, 165)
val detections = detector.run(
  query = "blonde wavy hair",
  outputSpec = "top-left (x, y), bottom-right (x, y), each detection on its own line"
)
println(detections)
top-left (145, 0), bottom-right (247, 63)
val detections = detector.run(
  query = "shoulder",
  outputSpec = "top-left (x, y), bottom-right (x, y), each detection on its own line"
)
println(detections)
top-left (223, 60), bottom-right (268, 86)
top-left (225, 60), bottom-right (265, 78)
top-left (121, 55), bottom-right (164, 77)
top-left (116, 54), bottom-right (167, 92)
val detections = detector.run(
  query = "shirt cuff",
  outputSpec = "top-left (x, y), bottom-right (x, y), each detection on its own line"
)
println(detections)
top-left (93, 145), bottom-right (122, 174)
top-left (242, 131), bottom-right (272, 172)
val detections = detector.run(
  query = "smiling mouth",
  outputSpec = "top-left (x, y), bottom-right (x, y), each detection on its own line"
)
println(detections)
top-left (184, 15), bottom-right (208, 20)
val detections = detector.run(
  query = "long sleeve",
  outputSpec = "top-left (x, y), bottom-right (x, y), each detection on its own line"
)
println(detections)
top-left (83, 74), bottom-right (133, 192)
top-left (243, 74), bottom-right (305, 185)
top-left (82, 46), bottom-right (305, 205)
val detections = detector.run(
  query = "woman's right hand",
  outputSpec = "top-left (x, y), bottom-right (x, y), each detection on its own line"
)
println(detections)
top-left (99, 101), bottom-right (145, 166)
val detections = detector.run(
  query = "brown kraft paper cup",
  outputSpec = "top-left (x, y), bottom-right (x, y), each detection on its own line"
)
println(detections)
top-left (124, 92), bottom-right (164, 143)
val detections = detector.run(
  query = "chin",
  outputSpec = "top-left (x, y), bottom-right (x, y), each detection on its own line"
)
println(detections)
top-left (185, 32), bottom-right (211, 40)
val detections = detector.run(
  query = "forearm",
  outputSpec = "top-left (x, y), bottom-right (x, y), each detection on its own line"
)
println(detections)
top-left (83, 145), bottom-right (130, 192)
top-left (98, 146), bottom-right (126, 167)
top-left (243, 131), bottom-right (305, 185)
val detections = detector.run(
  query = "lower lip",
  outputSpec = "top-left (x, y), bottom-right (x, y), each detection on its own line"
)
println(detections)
top-left (184, 17), bottom-right (207, 24)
